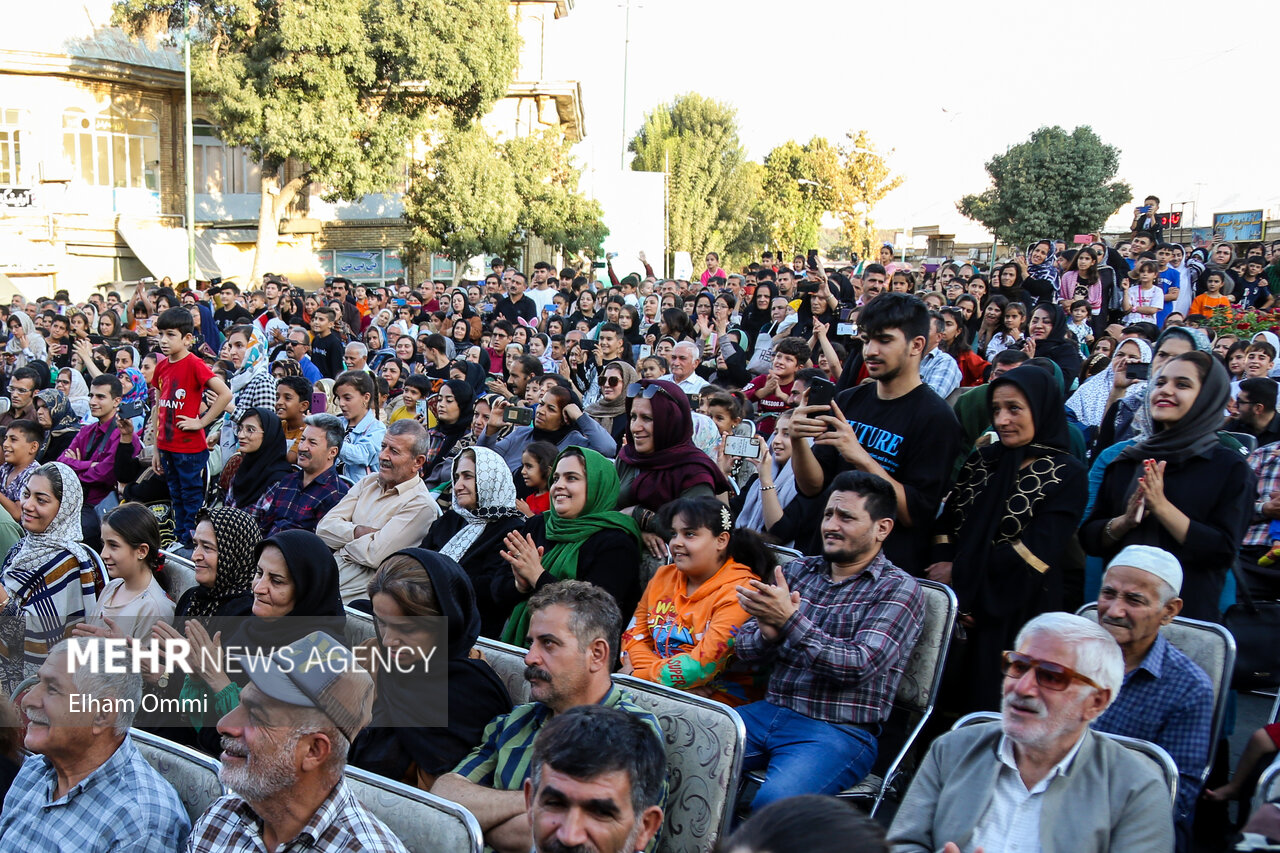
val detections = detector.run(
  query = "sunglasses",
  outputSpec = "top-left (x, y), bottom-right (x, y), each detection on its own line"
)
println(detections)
top-left (602, 376), bottom-right (623, 387)
top-left (626, 381), bottom-right (682, 406)
top-left (1001, 651), bottom-right (1102, 692)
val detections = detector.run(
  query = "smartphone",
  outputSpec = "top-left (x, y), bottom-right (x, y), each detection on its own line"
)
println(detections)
top-left (1138, 205), bottom-right (1152, 214)
top-left (579, 339), bottom-right (597, 352)
top-left (724, 435), bottom-right (760, 458)
top-left (686, 392), bottom-right (701, 409)
top-left (836, 323), bottom-right (857, 337)
top-left (1125, 363), bottom-right (1150, 381)
top-left (503, 406), bottom-right (534, 426)
top-left (839, 306), bottom-right (857, 321)
top-left (807, 249), bottom-right (819, 271)
top-left (807, 377), bottom-right (837, 411)
top-left (637, 345), bottom-right (652, 359)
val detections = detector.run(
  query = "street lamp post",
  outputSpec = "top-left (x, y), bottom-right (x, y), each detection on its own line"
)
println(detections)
top-left (183, 0), bottom-right (196, 284)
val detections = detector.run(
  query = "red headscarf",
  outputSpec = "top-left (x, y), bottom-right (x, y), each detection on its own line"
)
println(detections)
top-left (617, 379), bottom-right (730, 509)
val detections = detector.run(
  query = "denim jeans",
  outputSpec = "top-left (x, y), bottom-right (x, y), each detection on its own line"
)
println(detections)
top-left (738, 700), bottom-right (879, 812)
top-left (160, 448), bottom-right (208, 544)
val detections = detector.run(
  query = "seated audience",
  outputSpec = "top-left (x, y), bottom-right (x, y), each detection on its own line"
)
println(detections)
top-left (480, 386), bottom-right (617, 472)
top-left (433, 581), bottom-right (665, 853)
top-left (225, 406), bottom-right (294, 511)
top-left (78, 502), bottom-right (174, 640)
top-left (623, 496), bottom-right (769, 704)
top-left (250, 413), bottom-right (350, 536)
top-left (317, 419), bottom-right (438, 603)
top-left (188, 633), bottom-right (408, 852)
top-left (733, 471), bottom-right (924, 809)
top-left (421, 447), bottom-right (525, 637)
top-left (525, 705), bottom-right (667, 853)
top-left (0, 462), bottom-right (105, 694)
top-left (350, 550), bottom-right (512, 789)
top-left (496, 447), bottom-right (642, 644)
top-left (0, 637), bottom-right (190, 851)
top-left (1226, 377), bottom-right (1280, 447)
top-left (1091, 545), bottom-right (1213, 849)
top-left (58, 374), bottom-right (123, 527)
top-left (888, 612), bottom-right (1175, 852)
top-left (0, 418), bottom-right (43, 522)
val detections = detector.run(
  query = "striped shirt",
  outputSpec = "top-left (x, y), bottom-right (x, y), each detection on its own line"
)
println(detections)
top-left (734, 554), bottom-right (924, 724)
top-left (0, 734), bottom-right (190, 852)
top-left (187, 778), bottom-right (407, 852)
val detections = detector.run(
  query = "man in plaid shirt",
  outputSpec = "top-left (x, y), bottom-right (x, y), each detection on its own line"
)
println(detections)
top-left (251, 413), bottom-right (351, 536)
top-left (735, 470), bottom-right (924, 811)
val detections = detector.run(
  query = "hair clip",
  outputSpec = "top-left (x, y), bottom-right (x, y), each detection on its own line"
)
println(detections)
top-left (721, 505), bottom-right (732, 532)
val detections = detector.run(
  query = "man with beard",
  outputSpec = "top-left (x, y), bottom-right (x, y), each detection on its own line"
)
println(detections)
top-left (524, 706), bottom-right (666, 853)
top-left (188, 632), bottom-right (407, 852)
top-left (1091, 546), bottom-right (1213, 850)
top-left (0, 638), bottom-right (189, 851)
top-left (250, 413), bottom-right (350, 537)
top-left (433, 581), bottom-right (665, 853)
top-left (733, 471), bottom-right (924, 810)
top-left (888, 612), bottom-right (1174, 852)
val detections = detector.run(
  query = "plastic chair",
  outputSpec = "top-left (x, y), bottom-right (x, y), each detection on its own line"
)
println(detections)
top-left (158, 547), bottom-right (199, 602)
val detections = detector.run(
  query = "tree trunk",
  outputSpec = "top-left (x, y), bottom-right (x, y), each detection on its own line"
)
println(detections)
top-left (249, 169), bottom-right (308, 285)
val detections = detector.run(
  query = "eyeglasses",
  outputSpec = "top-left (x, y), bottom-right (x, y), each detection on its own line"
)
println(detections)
top-left (1001, 651), bottom-right (1103, 692)
top-left (236, 425), bottom-right (261, 436)
top-left (602, 376), bottom-right (623, 387)
top-left (6, 385), bottom-right (31, 395)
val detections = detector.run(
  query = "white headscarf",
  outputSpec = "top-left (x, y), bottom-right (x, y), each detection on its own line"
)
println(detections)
top-left (438, 447), bottom-right (522, 562)
top-left (1065, 339), bottom-right (1153, 428)
top-left (3, 462), bottom-right (91, 582)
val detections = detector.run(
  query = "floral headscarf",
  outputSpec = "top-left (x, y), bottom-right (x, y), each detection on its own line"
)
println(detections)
top-left (36, 389), bottom-right (81, 454)
top-left (119, 367), bottom-right (148, 407)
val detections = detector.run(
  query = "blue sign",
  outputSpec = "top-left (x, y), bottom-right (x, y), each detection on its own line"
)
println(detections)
top-left (1212, 210), bottom-right (1266, 243)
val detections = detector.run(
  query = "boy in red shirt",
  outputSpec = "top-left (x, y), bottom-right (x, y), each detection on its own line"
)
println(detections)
top-left (743, 337), bottom-right (810, 438)
top-left (151, 306), bottom-right (232, 547)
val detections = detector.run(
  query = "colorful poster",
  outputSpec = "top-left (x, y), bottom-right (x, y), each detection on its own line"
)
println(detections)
top-left (1212, 211), bottom-right (1266, 243)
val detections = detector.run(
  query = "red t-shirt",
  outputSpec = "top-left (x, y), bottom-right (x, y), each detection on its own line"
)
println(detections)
top-left (744, 374), bottom-right (794, 437)
top-left (524, 491), bottom-right (551, 515)
top-left (152, 352), bottom-right (216, 453)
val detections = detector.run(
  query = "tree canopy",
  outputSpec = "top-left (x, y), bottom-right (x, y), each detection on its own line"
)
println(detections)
top-left (957, 125), bottom-right (1132, 247)
top-left (112, 0), bottom-right (519, 278)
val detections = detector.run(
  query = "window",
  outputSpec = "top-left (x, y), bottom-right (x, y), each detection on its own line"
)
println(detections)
top-left (61, 106), bottom-right (160, 190)
top-left (192, 119), bottom-right (260, 194)
top-left (0, 109), bottom-right (21, 184)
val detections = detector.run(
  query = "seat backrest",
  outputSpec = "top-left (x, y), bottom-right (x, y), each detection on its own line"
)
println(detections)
top-left (765, 543), bottom-right (803, 570)
top-left (952, 712), bottom-right (1179, 807)
top-left (612, 674), bottom-right (745, 853)
top-left (1253, 757), bottom-right (1280, 816)
top-left (159, 548), bottom-right (199, 602)
top-left (475, 637), bottom-right (532, 704)
top-left (346, 765), bottom-right (482, 853)
top-left (1076, 603), bottom-right (1234, 781)
top-left (130, 728), bottom-right (226, 825)
top-left (344, 605), bottom-right (377, 647)
top-left (896, 580), bottom-right (958, 714)
top-left (1224, 431), bottom-right (1259, 453)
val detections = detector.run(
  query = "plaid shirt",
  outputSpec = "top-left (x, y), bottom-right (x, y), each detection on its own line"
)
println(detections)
top-left (187, 778), bottom-right (407, 852)
top-left (919, 347), bottom-right (962, 399)
top-left (735, 553), bottom-right (924, 725)
top-left (1244, 443), bottom-right (1280, 547)
top-left (1092, 633), bottom-right (1214, 825)
top-left (0, 734), bottom-right (190, 852)
top-left (250, 464), bottom-right (351, 537)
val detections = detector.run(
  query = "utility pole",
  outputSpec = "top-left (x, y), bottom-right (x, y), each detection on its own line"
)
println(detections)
top-left (184, 0), bottom-right (196, 284)
top-left (619, 0), bottom-right (639, 170)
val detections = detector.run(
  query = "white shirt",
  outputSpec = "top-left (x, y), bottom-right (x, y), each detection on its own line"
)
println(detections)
top-left (527, 285), bottom-right (558, 317)
top-left (1123, 284), bottom-right (1163, 325)
top-left (968, 731), bottom-right (1088, 853)
top-left (660, 373), bottom-right (709, 393)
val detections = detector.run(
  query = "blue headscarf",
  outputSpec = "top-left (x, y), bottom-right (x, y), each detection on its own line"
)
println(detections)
top-left (194, 302), bottom-right (222, 357)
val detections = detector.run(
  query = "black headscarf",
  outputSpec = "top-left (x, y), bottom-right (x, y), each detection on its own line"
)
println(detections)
top-left (229, 407), bottom-right (296, 510)
top-left (350, 549), bottom-right (511, 779)
top-left (452, 359), bottom-right (489, 395)
top-left (221, 530), bottom-right (347, 656)
top-left (1029, 303), bottom-right (1082, 381)
top-left (740, 282), bottom-right (777, 345)
top-left (428, 379), bottom-right (477, 467)
top-left (1119, 352), bottom-right (1230, 465)
top-left (951, 365), bottom-right (1072, 612)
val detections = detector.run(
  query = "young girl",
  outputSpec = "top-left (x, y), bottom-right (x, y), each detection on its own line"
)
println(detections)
top-left (1190, 269), bottom-right (1232, 319)
top-left (334, 370), bottom-right (386, 480)
top-left (984, 300), bottom-right (1026, 360)
top-left (517, 441), bottom-right (557, 517)
top-left (1122, 260), bottom-right (1163, 324)
top-left (81, 503), bottom-right (174, 639)
top-left (622, 496), bottom-right (771, 705)
top-left (639, 356), bottom-right (667, 380)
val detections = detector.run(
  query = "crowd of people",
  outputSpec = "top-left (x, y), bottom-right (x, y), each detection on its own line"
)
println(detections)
top-left (0, 212), bottom-right (1279, 851)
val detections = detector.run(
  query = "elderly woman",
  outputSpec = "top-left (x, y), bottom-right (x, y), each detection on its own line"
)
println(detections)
top-left (926, 366), bottom-right (1088, 713)
top-left (0, 462), bottom-right (106, 693)
top-left (1081, 352), bottom-right (1254, 622)
top-left (33, 389), bottom-right (81, 464)
top-left (349, 549), bottom-right (511, 789)
top-left (479, 385), bottom-right (616, 473)
top-left (421, 447), bottom-right (525, 637)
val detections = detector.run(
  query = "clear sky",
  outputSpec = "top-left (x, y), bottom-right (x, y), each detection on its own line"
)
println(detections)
top-left (550, 0), bottom-right (1279, 243)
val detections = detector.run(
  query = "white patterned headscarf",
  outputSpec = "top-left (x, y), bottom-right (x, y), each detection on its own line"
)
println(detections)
top-left (439, 447), bottom-right (522, 562)
top-left (3, 462), bottom-right (91, 581)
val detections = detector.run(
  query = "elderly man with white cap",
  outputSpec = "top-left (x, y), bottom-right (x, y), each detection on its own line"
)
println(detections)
top-left (1092, 544), bottom-right (1214, 851)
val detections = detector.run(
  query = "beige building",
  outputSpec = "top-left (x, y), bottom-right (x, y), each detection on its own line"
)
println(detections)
top-left (0, 0), bottom-right (584, 301)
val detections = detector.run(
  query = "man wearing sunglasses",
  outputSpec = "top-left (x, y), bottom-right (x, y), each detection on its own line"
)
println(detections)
top-left (890, 612), bottom-right (1174, 852)
top-left (1092, 546), bottom-right (1212, 850)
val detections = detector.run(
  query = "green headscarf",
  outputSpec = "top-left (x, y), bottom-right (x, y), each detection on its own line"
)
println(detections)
top-left (500, 447), bottom-right (641, 645)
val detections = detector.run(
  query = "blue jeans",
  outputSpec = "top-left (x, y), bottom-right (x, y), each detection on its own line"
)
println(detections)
top-left (738, 700), bottom-right (878, 812)
top-left (160, 448), bottom-right (207, 544)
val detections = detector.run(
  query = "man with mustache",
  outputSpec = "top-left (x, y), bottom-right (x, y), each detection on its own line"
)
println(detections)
top-left (249, 413), bottom-right (350, 537)
top-left (1091, 545), bottom-right (1213, 851)
top-left (188, 631), bottom-right (408, 852)
top-left (524, 705), bottom-right (666, 853)
top-left (433, 581), bottom-right (666, 853)
top-left (888, 612), bottom-right (1174, 852)
top-left (0, 637), bottom-right (190, 851)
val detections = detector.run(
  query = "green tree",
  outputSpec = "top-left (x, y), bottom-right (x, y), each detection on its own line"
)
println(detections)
top-left (503, 131), bottom-right (608, 260)
top-left (629, 93), bottom-right (753, 262)
top-left (757, 137), bottom-right (844, 255)
top-left (836, 131), bottom-right (902, 263)
top-left (112, 0), bottom-right (518, 280)
top-left (958, 125), bottom-right (1132, 247)
top-left (402, 124), bottom-right (517, 274)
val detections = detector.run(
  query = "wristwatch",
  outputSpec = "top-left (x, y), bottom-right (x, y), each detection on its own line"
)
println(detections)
top-left (157, 673), bottom-right (170, 689)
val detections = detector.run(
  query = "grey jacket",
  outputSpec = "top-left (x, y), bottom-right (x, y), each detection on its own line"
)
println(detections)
top-left (477, 411), bottom-right (617, 471)
top-left (889, 722), bottom-right (1173, 853)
